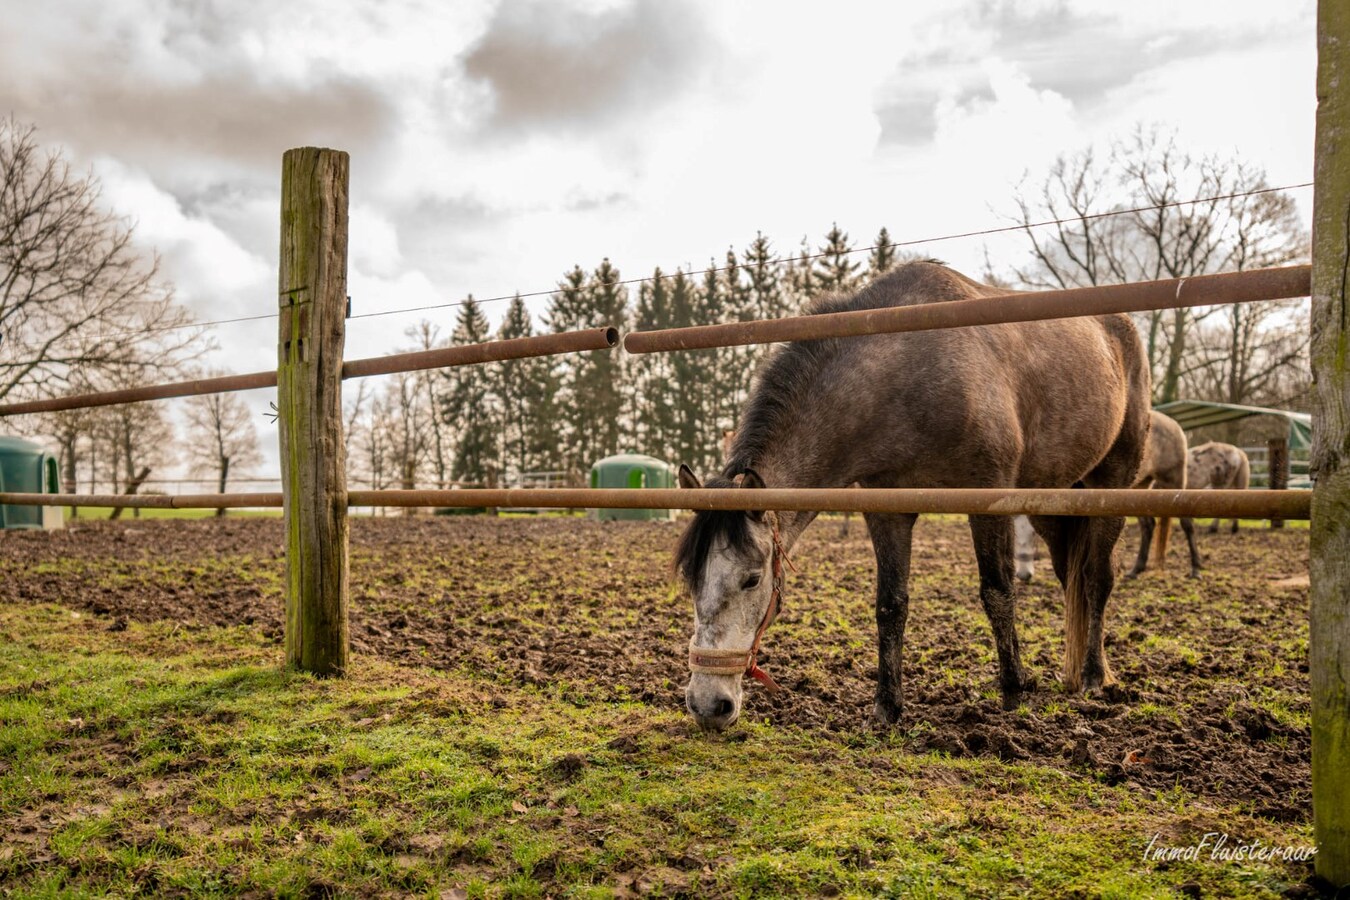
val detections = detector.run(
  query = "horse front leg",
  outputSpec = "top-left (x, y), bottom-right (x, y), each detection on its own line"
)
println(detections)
top-left (970, 515), bottom-right (1031, 710)
top-left (1180, 516), bottom-right (1202, 578)
top-left (865, 512), bottom-right (916, 725)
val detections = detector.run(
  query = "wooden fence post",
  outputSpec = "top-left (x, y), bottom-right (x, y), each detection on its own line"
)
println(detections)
top-left (1312, 0), bottom-right (1350, 886)
top-left (1267, 437), bottom-right (1288, 529)
top-left (278, 147), bottom-right (350, 676)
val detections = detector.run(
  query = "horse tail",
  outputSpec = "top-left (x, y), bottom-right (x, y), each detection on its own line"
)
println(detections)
top-left (1153, 516), bottom-right (1172, 564)
top-left (1062, 516), bottom-right (1092, 692)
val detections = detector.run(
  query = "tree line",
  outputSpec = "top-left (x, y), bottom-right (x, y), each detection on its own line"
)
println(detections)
top-left (345, 225), bottom-right (900, 491)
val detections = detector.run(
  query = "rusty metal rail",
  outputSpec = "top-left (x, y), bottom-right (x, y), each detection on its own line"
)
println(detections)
top-left (623, 265), bottom-right (1311, 353)
top-left (0, 327), bottom-right (619, 417)
top-left (0, 488), bottom-right (1311, 519)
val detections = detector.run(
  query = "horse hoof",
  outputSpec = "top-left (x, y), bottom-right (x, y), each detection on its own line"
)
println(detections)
top-left (872, 700), bottom-right (903, 727)
top-left (1188, 569), bottom-right (1201, 579)
top-left (1124, 570), bottom-right (1141, 581)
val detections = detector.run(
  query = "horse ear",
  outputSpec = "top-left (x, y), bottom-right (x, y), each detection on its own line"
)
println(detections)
top-left (677, 464), bottom-right (701, 490)
top-left (741, 468), bottom-right (767, 490)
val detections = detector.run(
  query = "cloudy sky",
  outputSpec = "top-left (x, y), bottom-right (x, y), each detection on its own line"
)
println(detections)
top-left (3, 0), bottom-right (1316, 476)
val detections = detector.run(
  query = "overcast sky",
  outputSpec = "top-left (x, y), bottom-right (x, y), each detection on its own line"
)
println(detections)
top-left (2, 0), bottom-right (1316, 478)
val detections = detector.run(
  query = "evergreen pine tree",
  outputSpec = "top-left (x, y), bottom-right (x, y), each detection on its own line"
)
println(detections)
top-left (699, 260), bottom-right (734, 453)
top-left (667, 269), bottom-right (705, 471)
top-left (545, 266), bottom-right (590, 476)
top-left (814, 222), bottom-right (861, 294)
top-left (785, 237), bottom-right (819, 311)
top-left (443, 296), bottom-right (496, 484)
top-left (721, 246), bottom-right (758, 452)
top-left (545, 261), bottom-right (627, 474)
top-left (630, 269), bottom-right (676, 457)
top-left (587, 258), bottom-right (628, 460)
top-left (867, 226), bottom-right (897, 279)
top-left (743, 232), bottom-right (785, 320)
top-left (495, 295), bottom-right (535, 480)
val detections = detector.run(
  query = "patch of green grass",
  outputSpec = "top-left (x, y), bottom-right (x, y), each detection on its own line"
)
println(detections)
top-left (0, 603), bottom-right (1315, 898)
top-left (67, 507), bottom-right (283, 520)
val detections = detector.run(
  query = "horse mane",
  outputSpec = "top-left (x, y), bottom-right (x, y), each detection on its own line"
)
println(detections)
top-left (673, 476), bottom-right (757, 592)
top-left (681, 260), bottom-right (959, 591)
top-left (725, 259), bottom-right (951, 476)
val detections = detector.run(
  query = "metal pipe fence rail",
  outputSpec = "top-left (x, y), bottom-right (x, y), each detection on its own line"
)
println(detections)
top-left (623, 265), bottom-right (1310, 353)
top-left (0, 488), bottom-right (1311, 519)
top-left (0, 326), bottom-right (619, 417)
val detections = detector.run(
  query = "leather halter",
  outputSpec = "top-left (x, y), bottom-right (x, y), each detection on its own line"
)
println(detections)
top-left (687, 512), bottom-right (795, 693)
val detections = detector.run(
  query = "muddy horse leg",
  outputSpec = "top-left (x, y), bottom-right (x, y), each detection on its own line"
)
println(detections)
top-left (1078, 515), bottom-right (1123, 692)
top-left (1126, 515), bottom-right (1154, 579)
top-left (1031, 514), bottom-right (1123, 693)
top-left (865, 512), bottom-right (917, 725)
top-left (1180, 516), bottom-right (1202, 578)
top-left (969, 515), bottom-right (1032, 710)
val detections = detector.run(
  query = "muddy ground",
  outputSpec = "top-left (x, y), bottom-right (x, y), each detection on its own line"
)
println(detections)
top-left (0, 513), bottom-right (1312, 819)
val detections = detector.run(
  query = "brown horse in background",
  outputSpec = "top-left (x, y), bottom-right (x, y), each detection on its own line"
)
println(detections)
top-left (674, 261), bottom-right (1151, 731)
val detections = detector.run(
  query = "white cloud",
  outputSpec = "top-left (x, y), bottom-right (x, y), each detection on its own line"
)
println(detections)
top-left (93, 158), bottom-right (271, 311)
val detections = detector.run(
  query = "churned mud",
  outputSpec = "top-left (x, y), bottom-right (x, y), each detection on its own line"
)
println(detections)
top-left (0, 512), bottom-right (1311, 817)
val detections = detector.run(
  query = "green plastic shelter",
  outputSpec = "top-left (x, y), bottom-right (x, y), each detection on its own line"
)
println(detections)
top-left (588, 453), bottom-right (677, 521)
top-left (0, 436), bottom-right (60, 529)
top-left (1153, 400), bottom-right (1311, 451)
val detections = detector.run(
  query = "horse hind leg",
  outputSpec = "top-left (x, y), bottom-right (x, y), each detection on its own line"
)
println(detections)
top-left (1038, 514), bottom-right (1123, 693)
top-left (1077, 515), bottom-right (1124, 692)
top-left (969, 515), bottom-right (1034, 710)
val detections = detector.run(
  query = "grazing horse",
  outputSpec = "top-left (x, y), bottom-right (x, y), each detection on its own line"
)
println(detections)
top-left (674, 261), bottom-right (1151, 731)
top-left (1124, 412), bottom-right (1201, 579)
top-left (1187, 442), bottom-right (1250, 534)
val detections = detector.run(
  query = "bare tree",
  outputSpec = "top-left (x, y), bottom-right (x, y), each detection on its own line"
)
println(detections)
top-left (0, 117), bottom-right (204, 402)
top-left (383, 370), bottom-right (433, 513)
top-left (350, 391), bottom-right (393, 513)
top-left (343, 378), bottom-right (371, 461)
top-left (1007, 126), bottom-right (1308, 403)
top-left (407, 321), bottom-right (451, 489)
top-left (183, 380), bottom-right (263, 517)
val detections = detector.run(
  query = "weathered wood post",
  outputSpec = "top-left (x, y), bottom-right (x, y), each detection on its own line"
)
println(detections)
top-left (1312, 0), bottom-right (1350, 886)
top-left (1267, 436), bottom-right (1288, 529)
top-left (277, 147), bottom-right (350, 676)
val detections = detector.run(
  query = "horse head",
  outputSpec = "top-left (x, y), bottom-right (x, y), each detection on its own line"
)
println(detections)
top-left (674, 464), bottom-right (781, 731)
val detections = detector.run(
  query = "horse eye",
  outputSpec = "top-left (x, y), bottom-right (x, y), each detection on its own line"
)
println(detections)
top-left (741, 573), bottom-right (762, 591)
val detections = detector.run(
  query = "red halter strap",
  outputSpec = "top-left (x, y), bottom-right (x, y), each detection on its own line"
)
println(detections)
top-left (687, 512), bottom-right (795, 693)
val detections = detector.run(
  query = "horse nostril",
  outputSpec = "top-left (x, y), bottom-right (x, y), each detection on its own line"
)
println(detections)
top-left (713, 698), bottom-right (734, 718)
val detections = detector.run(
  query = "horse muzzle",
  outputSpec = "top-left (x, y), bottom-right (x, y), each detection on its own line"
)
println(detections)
top-left (686, 671), bottom-right (742, 731)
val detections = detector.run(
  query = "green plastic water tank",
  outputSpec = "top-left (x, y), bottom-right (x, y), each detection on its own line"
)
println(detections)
top-left (0, 436), bottom-right (60, 529)
top-left (588, 453), bottom-right (677, 521)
